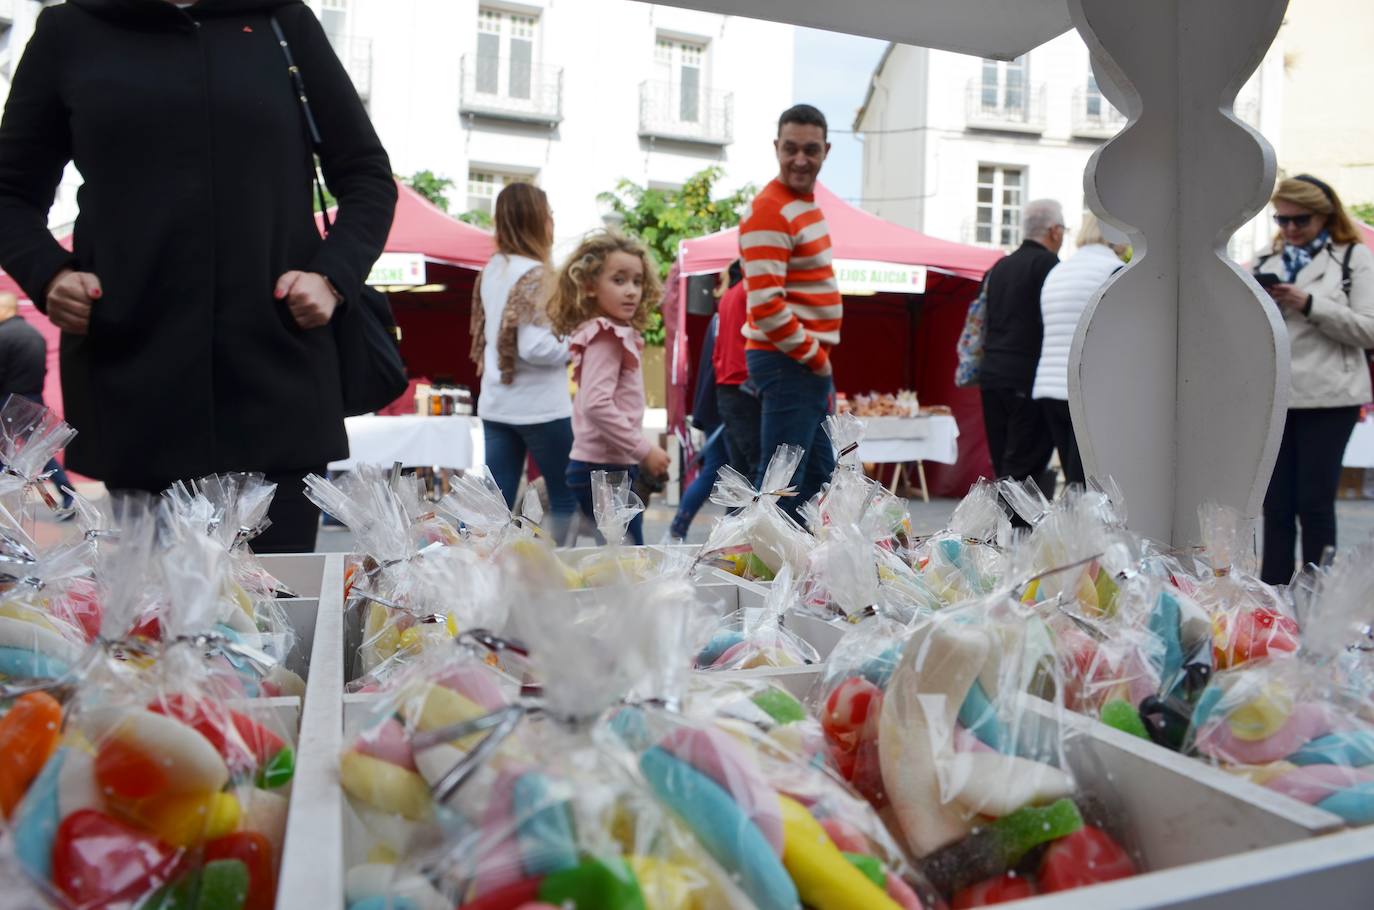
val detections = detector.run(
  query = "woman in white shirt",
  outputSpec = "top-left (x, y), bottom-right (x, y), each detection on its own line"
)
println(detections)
top-left (1032, 213), bottom-right (1127, 486)
top-left (470, 183), bottom-right (574, 541)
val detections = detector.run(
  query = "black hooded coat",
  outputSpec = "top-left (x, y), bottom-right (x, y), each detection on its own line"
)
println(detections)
top-left (0, 0), bottom-right (396, 488)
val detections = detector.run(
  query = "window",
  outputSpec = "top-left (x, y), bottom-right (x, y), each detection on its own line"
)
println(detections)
top-left (466, 169), bottom-right (534, 216)
top-left (476, 8), bottom-right (538, 100)
top-left (655, 38), bottom-right (708, 124)
top-left (1085, 72), bottom-right (1103, 118)
top-left (975, 165), bottom-right (1025, 248)
top-left (980, 55), bottom-right (1027, 114)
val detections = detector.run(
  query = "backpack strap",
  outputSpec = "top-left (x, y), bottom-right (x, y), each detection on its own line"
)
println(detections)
top-left (1340, 243), bottom-right (1354, 296)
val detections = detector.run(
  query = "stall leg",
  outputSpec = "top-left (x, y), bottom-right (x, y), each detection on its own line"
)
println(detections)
top-left (916, 461), bottom-right (930, 504)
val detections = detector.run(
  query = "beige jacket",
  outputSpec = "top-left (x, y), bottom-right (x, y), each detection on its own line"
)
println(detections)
top-left (1256, 241), bottom-right (1374, 409)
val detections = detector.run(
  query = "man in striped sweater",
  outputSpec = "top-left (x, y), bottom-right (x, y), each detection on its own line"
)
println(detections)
top-left (738, 103), bottom-right (840, 515)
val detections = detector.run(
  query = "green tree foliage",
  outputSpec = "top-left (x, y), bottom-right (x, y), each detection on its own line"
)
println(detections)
top-left (598, 166), bottom-right (755, 346)
top-left (404, 169), bottom-right (455, 213)
top-left (457, 209), bottom-right (494, 229)
top-left (1352, 202), bottom-right (1374, 226)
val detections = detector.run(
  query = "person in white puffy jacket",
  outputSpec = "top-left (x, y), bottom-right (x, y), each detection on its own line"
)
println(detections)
top-left (1031, 213), bottom-right (1126, 486)
top-left (1253, 175), bottom-right (1374, 585)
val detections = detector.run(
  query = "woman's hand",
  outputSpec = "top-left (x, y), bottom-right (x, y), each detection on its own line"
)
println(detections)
top-left (1268, 283), bottom-right (1311, 314)
top-left (44, 269), bottom-right (102, 335)
top-left (641, 444), bottom-right (670, 478)
top-left (276, 271), bottom-right (342, 329)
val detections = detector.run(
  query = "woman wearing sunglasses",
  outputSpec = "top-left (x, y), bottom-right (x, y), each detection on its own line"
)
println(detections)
top-left (1253, 175), bottom-right (1374, 584)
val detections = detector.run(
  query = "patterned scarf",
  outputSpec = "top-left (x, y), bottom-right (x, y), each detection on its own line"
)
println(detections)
top-left (1281, 229), bottom-right (1330, 283)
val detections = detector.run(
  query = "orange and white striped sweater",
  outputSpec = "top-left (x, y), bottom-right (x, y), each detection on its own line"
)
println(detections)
top-left (738, 179), bottom-right (842, 375)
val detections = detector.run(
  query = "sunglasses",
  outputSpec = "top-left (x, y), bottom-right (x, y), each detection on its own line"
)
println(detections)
top-left (1273, 214), bottom-right (1314, 228)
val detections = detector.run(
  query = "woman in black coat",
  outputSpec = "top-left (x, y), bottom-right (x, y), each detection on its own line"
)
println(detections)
top-left (0, 0), bottom-right (396, 552)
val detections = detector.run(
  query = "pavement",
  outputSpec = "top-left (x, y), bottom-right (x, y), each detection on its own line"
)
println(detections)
top-left (33, 481), bottom-right (1374, 558)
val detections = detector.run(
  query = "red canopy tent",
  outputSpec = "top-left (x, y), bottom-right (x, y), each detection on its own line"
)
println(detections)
top-left (320, 180), bottom-right (497, 409)
top-left (669, 182), bottom-right (1003, 497)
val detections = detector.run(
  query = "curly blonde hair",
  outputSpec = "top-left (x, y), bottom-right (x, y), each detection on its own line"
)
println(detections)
top-left (547, 231), bottom-right (663, 338)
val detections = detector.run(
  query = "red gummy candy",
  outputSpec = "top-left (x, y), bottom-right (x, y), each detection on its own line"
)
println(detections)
top-left (150, 694), bottom-right (285, 771)
top-left (1215, 608), bottom-right (1300, 668)
top-left (52, 809), bottom-right (181, 908)
top-left (1039, 826), bottom-right (1136, 893)
top-left (952, 873), bottom-right (1036, 908)
top-left (55, 579), bottom-right (102, 642)
top-left (206, 831), bottom-right (278, 910)
top-left (95, 737), bottom-right (168, 800)
top-left (822, 677), bottom-right (884, 780)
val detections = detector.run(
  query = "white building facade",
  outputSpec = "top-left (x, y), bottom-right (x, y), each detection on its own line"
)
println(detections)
top-left (854, 31), bottom-right (1283, 262)
top-left (0, 0), bottom-right (794, 248)
top-left (312, 0), bottom-right (793, 249)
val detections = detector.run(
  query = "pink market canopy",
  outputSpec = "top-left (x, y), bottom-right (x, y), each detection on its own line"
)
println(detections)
top-left (677, 181), bottom-right (1002, 282)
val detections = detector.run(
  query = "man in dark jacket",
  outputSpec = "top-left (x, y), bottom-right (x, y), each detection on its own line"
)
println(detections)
top-left (0, 292), bottom-right (74, 508)
top-left (0, 0), bottom-right (396, 552)
top-left (979, 199), bottom-right (1066, 491)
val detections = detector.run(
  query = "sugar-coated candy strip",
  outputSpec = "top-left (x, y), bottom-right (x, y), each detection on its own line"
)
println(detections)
top-left (639, 746), bottom-right (799, 910)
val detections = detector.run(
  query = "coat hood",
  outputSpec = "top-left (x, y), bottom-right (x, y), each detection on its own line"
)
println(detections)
top-left (69, 0), bottom-right (304, 24)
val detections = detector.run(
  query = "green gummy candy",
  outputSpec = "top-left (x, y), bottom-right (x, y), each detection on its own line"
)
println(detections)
top-left (538, 856), bottom-right (648, 910)
top-left (138, 873), bottom-right (198, 910)
top-left (1101, 700), bottom-right (1150, 740)
top-left (194, 859), bottom-right (250, 910)
top-left (842, 852), bottom-right (886, 889)
top-left (992, 798), bottom-right (1083, 866)
top-left (745, 553), bottom-right (776, 581)
top-left (752, 688), bottom-right (806, 725)
top-left (258, 747), bottom-right (295, 789)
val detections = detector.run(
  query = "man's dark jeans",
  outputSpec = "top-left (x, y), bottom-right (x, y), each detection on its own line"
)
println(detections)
top-left (716, 382), bottom-right (761, 483)
top-left (746, 350), bottom-right (835, 519)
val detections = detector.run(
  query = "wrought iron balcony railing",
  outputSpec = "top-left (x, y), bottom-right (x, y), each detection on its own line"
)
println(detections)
top-left (1071, 88), bottom-right (1127, 138)
top-left (460, 54), bottom-right (563, 126)
top-left (965, 79), bottom-right (1047, 133)
top-left (638, 80), bottom-right (733, 146)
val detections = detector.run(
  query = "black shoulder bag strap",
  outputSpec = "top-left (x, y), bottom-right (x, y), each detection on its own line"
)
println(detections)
top-left (265, 15), bottom-right (409, 416)
top-left (1341, 243), bottom-right (1355, 296)
top-left (270, 15), bottom-right (333, 234)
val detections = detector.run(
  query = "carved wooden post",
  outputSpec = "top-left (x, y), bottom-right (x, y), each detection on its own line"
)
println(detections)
top-left (1067, 0), bottom-right (1291, 546)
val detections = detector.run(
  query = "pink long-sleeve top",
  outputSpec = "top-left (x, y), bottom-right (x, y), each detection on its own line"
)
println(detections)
top-left (569, 318), bottom-right (651, 464)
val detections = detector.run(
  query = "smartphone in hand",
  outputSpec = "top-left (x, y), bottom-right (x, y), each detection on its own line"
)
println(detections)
top-left (1255, 272), bottom-right (1282, 289)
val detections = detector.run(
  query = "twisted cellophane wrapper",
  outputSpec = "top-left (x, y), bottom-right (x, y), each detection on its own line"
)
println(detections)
top-left (700, 446), bottom-right (811, 583)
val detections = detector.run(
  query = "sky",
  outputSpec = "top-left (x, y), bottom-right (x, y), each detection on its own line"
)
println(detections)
top-left (791, 27), bottom-right (889, 203)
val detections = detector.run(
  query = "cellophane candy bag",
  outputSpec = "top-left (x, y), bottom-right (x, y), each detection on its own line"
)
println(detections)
top-left (0, 534), bottom-right (95, 692)
top-left (1193, 504), bottom-right (1300, 672)
top-left (700, 445), bottom-right (812, 583)
top-left (307, 469), bottom-right (476, 687)
top-left (876, 596), bottom-right (1142, 904)
top-left (353, 575), bottom-right (747, 910)
top-left (339, 635), bottom-right (522, 901)
top-left (160, 481), bottom-right (302, 701)
top-left (913, 480), bottom-right (1010, 604)
top-left (1187, 540), bottom-right (1374, 826)
top-left (11, 505), bottom-right (297, 910)
top-left (0, 396), bottom-right (77, 520)
top-left (613, 577), bottom-right (942, 910)
top-left (575, 471), bottom-right (656, 588)
top-left (694, 565), bottom-right (820, 671)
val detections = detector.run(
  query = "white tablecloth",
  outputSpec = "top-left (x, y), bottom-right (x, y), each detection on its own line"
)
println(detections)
top-left (329, 415), bottom-right (482, 471)
top-left (855, 414), bottom-right (960, 465)
top-left (1345, 416), bottom-right (1374, 468)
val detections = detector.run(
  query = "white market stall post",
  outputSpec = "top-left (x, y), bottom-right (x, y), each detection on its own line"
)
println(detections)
top-left (1067, 0), bottom-right (1291, 547)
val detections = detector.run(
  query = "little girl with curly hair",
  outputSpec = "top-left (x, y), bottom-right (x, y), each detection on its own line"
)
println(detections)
top-left (548, 232), bottom-right (670, 544)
